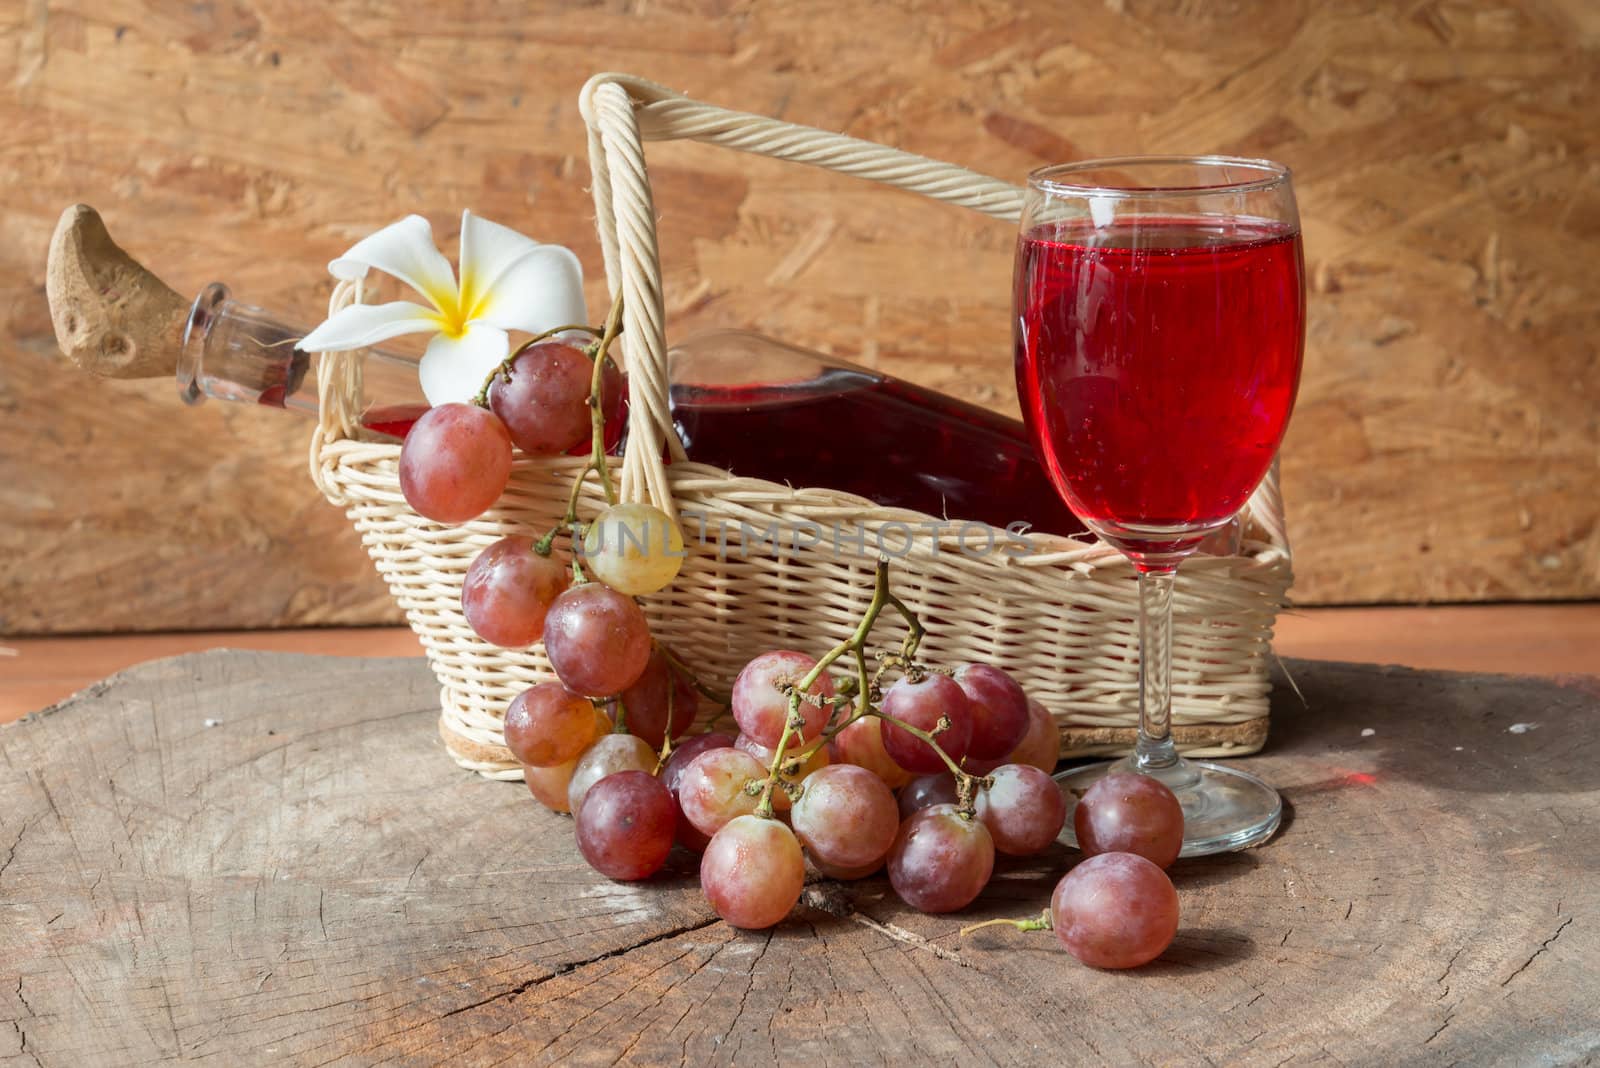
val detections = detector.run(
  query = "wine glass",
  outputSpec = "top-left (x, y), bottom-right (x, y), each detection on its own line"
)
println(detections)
top-left (1013, 157), bottom-right (1305, 855)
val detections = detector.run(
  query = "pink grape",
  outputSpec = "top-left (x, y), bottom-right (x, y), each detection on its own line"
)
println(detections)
top-left (525, 758), bottom-right (580, 812)
top-left (953, 663), bottom-right (1030, 760)
top-left (1051, 852), bottom-right (1179, 968)
top-left (524, 709), bottom-right (611, 812)
top-left (659, 733), bottom-right (734, 794)
top-left (888, 804), bottom-right (995, 913)
top-left (700, 815), bottom-right (805, 929)
top-left (660, 732), bottom-right (734, 852)
top-left (567, 732), bottom-right (656, 816)
top-left (502, 681), bottom-right (598, 768)
top-left (462, 536), bottom-right (568, 648)
top-left (487, 340), bottom-right (622, 456)
top-left (1008, 698), bottom-right (1060, 774)
top-left (880, 674), bottom-right (974, 774)
top-left (731, 651), bottom-right (836, 750)
top-left (609, 649), bottom-right (698, 749)
top-left (897, 772), bottom-right (961, 819)
top-left (398, 402), bottom-right (512, 522)
top-left (828, 715), bottom-right (912, 789)
top-left (574, 770), bottom-right (676, 880)
top-left (677, 747), bottom-right (765, 838)
top-left (734, 733), bottom-right (828, 813)
top-left (791, 764), bottom-right (899, 871)
top-left (543, 583), bottom-right (652, 697)
top-left (1074, 772), bottom-right (1184, 869)
top-left (979, 764), bottom-right (1066, 856)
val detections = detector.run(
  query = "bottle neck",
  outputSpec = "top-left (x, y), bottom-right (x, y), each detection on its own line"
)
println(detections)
top-left (177, 282), bottom-right (425, 422)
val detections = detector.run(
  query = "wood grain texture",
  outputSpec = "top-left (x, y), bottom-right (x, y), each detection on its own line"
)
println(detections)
top-left (1, 650), bottom-right (1596, 1064)
top-left (1, 1), bottom-right (1597, 633)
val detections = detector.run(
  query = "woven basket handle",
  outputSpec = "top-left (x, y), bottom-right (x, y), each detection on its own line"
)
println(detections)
top-left (578, 72), bottom-right (1285, 545)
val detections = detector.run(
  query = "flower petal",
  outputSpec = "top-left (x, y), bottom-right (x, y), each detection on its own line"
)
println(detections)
top-left (298, 301), bottom-right (441, 352)
top-left (418, 322), bottom-right (511, 406)
top-left (470, 244), bottom-right (588, 335)
top-left (329, 215), bottom-right (459, 315)
top-left (458, 211), bottom-right (544, 319)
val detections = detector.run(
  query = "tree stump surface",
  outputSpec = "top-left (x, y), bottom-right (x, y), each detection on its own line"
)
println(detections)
top-left (2, 651), bottom-right (1595, 1066)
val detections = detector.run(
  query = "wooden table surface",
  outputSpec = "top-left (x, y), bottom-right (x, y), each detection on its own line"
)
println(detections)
top-left (2, 649), bottom-right (1596, 1065)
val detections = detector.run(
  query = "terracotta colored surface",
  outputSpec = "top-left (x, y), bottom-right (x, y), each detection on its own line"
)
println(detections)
top-left (3, 604), bottom-right (1596, 724)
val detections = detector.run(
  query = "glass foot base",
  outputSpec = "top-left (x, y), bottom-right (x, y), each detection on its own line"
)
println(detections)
top-left (1054, 757), bottom-right (1282, 857)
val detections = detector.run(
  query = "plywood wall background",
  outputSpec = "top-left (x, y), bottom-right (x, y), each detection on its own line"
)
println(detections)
top-left (1, 0), bottom-right (1596, 633)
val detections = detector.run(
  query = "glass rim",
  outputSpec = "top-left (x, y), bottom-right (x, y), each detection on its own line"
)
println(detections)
top-left (1027, 155), bottom-right (1292, 198)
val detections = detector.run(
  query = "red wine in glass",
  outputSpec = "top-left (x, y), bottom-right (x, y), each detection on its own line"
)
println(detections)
top-left (1014, 157), bottom-right (1306, 856)
top-left (1016, 216), bottom-right (1304, 562)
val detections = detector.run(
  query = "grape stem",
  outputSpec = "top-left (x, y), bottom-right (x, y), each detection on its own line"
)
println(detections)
top-left (470, 323), bottom-right (605, 408)
top-left (753, 560), bottom-right (961, 817)
top-left (585, 291), bottom-right (626, 508)
top-left (530, 290), bottom-right (629, 561)
top-left (959, 909), bottom-right (1052, 937)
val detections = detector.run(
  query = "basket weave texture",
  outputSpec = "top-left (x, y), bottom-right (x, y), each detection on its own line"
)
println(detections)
top-left (309, 73), bottom-right (1293, 779)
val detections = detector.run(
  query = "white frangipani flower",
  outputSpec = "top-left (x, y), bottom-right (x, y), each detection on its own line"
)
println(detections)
top-left (299, 211), bottom-right (587, 405)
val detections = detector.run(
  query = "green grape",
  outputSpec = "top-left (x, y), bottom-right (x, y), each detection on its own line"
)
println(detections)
top-left (583, 502), bottom-right (685, 596)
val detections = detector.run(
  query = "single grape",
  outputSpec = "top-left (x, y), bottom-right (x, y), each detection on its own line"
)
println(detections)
top-left (567, 732), bottom-right (657, 816)
top-left (734, 733), bottom-right (828, 813)
top-left (731, 651), bottom-right (836, 750)
top-left (700, 815), bottom-right (805, 929)
top-left (574, 770), bottom-right (677, 880)
top-left (979, 764), bottom-right (1066, 856)
top-left (1074, 772), bottom-right (1184, 869)
top-left (676, 747), bottom-right (766, 838)
top-left (953, 663), bottom-right (1030, 761)
top-left (791, 764), bottom-right (899, 872)
top-left (608, 648), bottom-right (698, 749)
top-left (462, 535), bottom-right (568, 648)
top-left (398, 402), bottom-right (513, 522)
top-left (660, 732), bottom-right (735, 852)
top-left (502, 681), bottom-right (598, 767)
top-left (887, 804), bottom-right (995, 914)
top-left (524, 709), bottom-right (611, 812)
top-left (828, 714), bottom-right (913, 789)
top-left (543, 583), bottom-right (653, 697)
top-left (582, 502), bottom-right (686, 596)
top-left (525, 757), bottom-right (579, 812)
top-left (897, 772), bottom-right (961, 819)
top-left (1051, 852), bottom-right (1179, 968)
top-left (486, 339), bottom-right (622, 456)
top-left (1007, 698), bottom-right (1061, 774)
top-left (879, 674), bottom-right (974, 774)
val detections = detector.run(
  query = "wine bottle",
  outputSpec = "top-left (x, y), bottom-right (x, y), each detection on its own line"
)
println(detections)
top-left (177, 285), bottom-right (1091, 537)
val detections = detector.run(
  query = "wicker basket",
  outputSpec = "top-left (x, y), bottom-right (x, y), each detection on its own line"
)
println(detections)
top-left (308, 73), bottom-right (1293, 780)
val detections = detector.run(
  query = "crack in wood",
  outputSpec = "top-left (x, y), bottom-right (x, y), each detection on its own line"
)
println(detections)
top-left (1424, 1008), bottom-right (1456, 1046)
top-left (11, 976), bottom-right (41, 1068)
top-left (433, 916), bottom-right (722, 1027)
top-left (715, 929), bottom-right (772, 1055)
top-left (1500, 917), bottom-right (1573, 987)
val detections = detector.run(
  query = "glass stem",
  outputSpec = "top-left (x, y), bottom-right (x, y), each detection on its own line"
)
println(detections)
top-left (1135, 567), bottom-right (1179, 771)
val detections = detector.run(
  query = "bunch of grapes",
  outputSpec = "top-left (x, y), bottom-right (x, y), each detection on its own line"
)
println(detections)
top-left (395, 300), bottom-right (1190, 971)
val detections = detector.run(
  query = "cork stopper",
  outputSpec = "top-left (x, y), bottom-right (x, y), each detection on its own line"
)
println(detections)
top-left (46, 204), bottom-right (189, 379)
